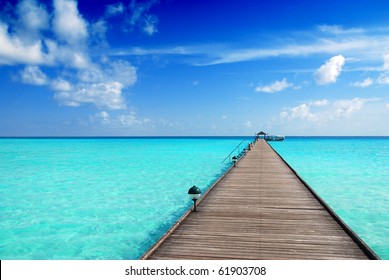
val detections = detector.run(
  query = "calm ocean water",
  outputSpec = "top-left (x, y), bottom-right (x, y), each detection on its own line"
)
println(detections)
top-left (270, 137), bottom-right (389, 259)
top-left (0, 137), bottom-right (388, 259)
top-left (0, 137), bottom-right (250, 259)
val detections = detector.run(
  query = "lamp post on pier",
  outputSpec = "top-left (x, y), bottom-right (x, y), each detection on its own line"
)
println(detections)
top-left (188, 185), bottom-right (201, 212)
top-left (232, 156), bottom-right (237, 166)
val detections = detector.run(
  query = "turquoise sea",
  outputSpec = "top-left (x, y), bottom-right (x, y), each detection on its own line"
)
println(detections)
top-left (0, 137), bottom-right (388, 259)
top-left (0, 137), bottom-right (249, 259)
top-left (269, 137), bottom-right (389, 260)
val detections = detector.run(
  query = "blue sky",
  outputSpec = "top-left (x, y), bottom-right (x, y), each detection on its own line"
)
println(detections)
top-left (1, 0), bottom-right (389, 136)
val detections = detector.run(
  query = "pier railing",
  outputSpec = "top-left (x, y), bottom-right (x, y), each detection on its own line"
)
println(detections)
top-left (221, 140), bottom-right (251, 163)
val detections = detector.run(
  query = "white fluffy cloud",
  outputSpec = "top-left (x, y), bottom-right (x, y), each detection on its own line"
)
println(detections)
top-left (54, 60), bottom-right (137, 109)
top-left (105, 60), bottom-right (137, 86)
top-left (0, 0), bottom-right (89, 67)
top-left (11, 46), bottom-right (137, 109)
top-left (77, 60), bottom-right (137, 85)
top-left (0, 23), bottom-right (46, 65)
top-left (51, 78), bottom-right (72, 91)
top-left (280, 103), bottom-right (318, 121)
top-left (16, 0), bottom-right (49, 36)
top-left (53, 0), bottom-right (88, 45)
top-left (55, 81), bottom-right (125, 109)
top-left (1, 0), bottom-right (138, 111)
top-left (333, 98), bottom-right (365, 118)
top-left (20, 65), bottom-right (48, 85)
top-left (315, 55), bottom-right (345, 85)
top-left (280, 98), bottom-right (374, 122)
top-left (0, 26), bottom-right (88, 69)
top-left (352, 77), bottom-right (373, 87)
top-left (255, 78), bottom-right (292, 93)
top-left (44, 39), bottom-right (90, 68)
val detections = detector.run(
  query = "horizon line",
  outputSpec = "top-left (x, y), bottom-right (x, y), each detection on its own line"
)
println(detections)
top-left (1, 135), bottom-right (388, 138)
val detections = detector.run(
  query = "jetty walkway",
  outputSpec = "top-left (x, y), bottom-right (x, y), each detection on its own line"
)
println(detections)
top-left (142, 139), bottom-right (377, 260)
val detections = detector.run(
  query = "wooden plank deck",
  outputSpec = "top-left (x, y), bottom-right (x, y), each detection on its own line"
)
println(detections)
top-left (142, 139), bottom-right (376, 260)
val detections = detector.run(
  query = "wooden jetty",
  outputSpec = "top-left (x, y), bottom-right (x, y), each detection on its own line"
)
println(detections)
top-left (142, 139), bottom-right (378, 260)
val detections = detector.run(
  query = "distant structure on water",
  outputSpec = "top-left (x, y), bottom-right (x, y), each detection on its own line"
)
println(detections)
top-left (256, 131), bottom-right (285, 141)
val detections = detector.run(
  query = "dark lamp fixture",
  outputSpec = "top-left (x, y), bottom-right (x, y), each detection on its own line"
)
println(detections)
top-left (188, 185), bottom-right (201, 212)
top-left (232, 156), bottom-right (238, 166)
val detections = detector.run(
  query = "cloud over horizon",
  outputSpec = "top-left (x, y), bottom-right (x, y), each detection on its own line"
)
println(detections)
top-left (280, 97), bottom-right (378, 123)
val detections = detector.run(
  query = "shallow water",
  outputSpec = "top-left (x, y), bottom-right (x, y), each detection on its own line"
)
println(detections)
top-left (1, 137), bottom-right (387, 259)
top-left (269, 137), bottom-right (389, 259)
top-left (0, 137), bottom-right (250, 259)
